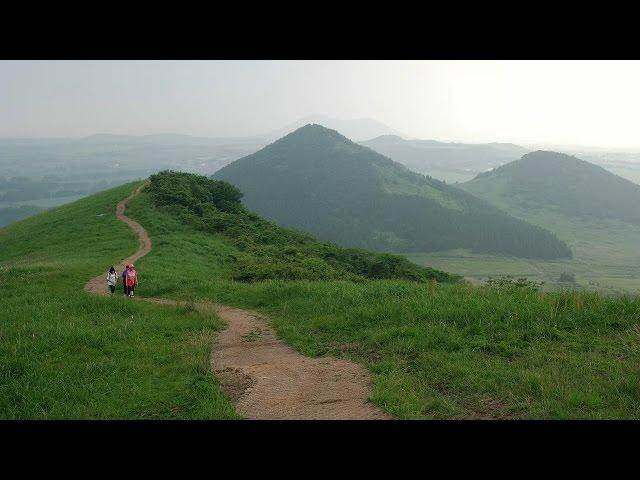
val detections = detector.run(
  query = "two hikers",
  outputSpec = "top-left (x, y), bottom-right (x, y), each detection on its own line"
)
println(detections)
top-left (106, 264), bottom-right (139, 297)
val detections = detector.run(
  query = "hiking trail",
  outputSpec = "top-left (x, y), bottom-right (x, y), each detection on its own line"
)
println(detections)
top-left (84, 183), bottom-right (389, 420)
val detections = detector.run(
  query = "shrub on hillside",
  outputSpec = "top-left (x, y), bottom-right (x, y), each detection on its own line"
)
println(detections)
top-left (486, 275), bottom-right (544, 291)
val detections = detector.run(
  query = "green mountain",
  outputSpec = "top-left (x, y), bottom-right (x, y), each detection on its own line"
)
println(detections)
top-left (460, 150), bottom-right (640, 269)
top-left (360, 135), bottom-right (529, 183)
top-left (462, 150), bottom-right (640, 224)
top-left (214, 125), bottom-right (571, 259)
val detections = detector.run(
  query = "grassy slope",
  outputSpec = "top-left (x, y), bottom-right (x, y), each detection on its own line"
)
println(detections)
top-left (0, 183), bottom-right (238, 419)
top-left (127, 189), bottom-right (640, 419)
top-left (460, 171), bottom-right (640, 266)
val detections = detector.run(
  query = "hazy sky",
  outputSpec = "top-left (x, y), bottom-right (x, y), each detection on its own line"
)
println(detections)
top-left (2, 60), bottom-right (640, 149)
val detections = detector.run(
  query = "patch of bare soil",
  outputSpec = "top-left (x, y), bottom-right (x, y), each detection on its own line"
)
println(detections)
top-left (211, 305), bottom-right (389, 419)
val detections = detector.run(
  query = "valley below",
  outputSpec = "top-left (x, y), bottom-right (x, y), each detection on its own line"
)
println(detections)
top-left (408, 213), bottom-right (640, 295)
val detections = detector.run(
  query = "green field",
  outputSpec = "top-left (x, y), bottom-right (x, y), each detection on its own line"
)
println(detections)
top-left (407, 211), bottom-right (640, 295)
top-left (2, 175), bottom-right (640, 419)
top-left (0, 183), bottom-right (238, 419)
top-left (408, 251), bottom-right (640, 295)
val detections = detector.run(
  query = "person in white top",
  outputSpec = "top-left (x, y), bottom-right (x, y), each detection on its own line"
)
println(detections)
top-left (106, 266), bottom-right (118, 294)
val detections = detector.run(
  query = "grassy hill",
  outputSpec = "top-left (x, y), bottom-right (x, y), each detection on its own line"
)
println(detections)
top-left (360, 135), bottom-right (529, 183)
top-left (3, 172), bottom-right (640, 419)
top-left (0, 183), bottom-right (238, 419)
top-left (420, 151), bottom-right (640, 292)
top-left (462, 150), bottom-right (640, 224)
top-left (459, 151), bottom-right (640, 269)
top-left (214, 125), bottom-right (571, 259)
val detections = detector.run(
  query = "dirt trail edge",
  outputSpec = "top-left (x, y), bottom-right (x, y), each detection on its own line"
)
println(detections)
top-left (84, 184), bottom-right (389, 420)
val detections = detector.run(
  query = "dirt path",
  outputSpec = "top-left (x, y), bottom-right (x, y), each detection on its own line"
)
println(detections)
top-left (85, 182), bottom-right (151, 296)
top-left (84, 184), bottom-right (389, 419)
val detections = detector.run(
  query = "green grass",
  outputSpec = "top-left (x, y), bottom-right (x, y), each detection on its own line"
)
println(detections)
top-left (4, 175), bottom-right (640, 419)
top-left (0, 183), bottom-right (238, 419)
top-left (406, 212), bottom-right (640, 295)
top-left (453, 159), bottom-right (640, 294)
top-left (126, 187), bottom-right (640, 419)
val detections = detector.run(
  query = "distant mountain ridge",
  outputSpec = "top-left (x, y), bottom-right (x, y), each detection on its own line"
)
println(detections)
top-left (360, 135), bottom-right (530, 183)
top-left (214, 124), bottom-right (571, 259)
top-left (266, 115), bottom-right (405, 142)
top-left (80, 133), bottom-right (262, 146)
top-left (0, 205), bottom-right (44, 227)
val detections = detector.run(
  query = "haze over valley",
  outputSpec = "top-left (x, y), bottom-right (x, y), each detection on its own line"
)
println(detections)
top-left (4, 60), bottom-right (640, 420)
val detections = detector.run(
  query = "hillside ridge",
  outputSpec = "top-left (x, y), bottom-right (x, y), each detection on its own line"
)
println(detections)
top-left (215, 124), bottom-right (572, 259)
top-left (82, 182), bottom-right (389, 419)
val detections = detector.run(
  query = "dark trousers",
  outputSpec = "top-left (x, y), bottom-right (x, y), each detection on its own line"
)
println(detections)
top-left (108, 285), bottom-right (115, 294)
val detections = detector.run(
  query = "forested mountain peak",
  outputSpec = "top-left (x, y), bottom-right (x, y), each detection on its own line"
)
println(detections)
top-left (214, 126), bottom-right (572, 259)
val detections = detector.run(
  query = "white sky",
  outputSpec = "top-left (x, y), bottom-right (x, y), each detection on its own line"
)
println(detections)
top-left (1, 60), bottom-right (640, 149)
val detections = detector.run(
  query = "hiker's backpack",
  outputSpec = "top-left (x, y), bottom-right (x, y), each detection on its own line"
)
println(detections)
top-left (126, 269), bottom-right (137, 287)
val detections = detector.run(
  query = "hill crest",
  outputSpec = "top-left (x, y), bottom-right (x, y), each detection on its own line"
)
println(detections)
top-left (465, 150), bottom-right (640, 225)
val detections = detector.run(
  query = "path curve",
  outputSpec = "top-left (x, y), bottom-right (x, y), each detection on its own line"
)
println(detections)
top-left (85, 182), bottom-right (151, 295)
top-left (85, 183), bottom-right (389, 420)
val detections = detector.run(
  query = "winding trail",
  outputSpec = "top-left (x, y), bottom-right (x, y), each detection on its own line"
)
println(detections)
top-left (85, 184), bottom-right (389, 420)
